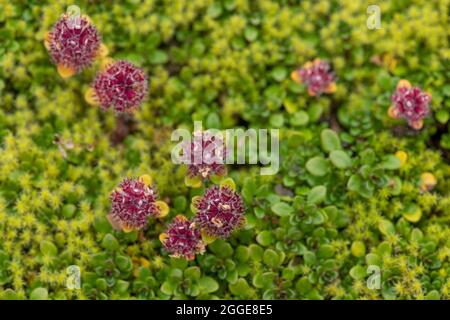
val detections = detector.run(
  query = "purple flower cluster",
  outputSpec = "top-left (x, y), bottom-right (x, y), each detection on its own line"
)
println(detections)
top-left (160, 185), bottom-right (245, 259)
top-left (193, 185), bottom-right (245, 239)
top-left (160, 215), bottom-right (205, 260)
top-left (291, 59), bottom-right (336, 96)
top-left (389, 80), bottom-right (431, 130)
top-left (92, 60), bottom-right (148, 113)
top-left (47, 14), bottom-right (101, 75)
top-left (109, 178), bottom-right (160, 231)
top-left (182, 131), bottom-right (227, 181)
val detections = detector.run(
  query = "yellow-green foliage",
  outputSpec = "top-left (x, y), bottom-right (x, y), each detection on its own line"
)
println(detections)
top-left (0, 0), bottom-right (449, 300)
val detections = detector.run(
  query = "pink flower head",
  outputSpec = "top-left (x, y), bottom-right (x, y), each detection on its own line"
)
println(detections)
top-left (109, 177), bottom-right (160, 231)
top-left (47, 14), bottom-right (101, 74)
top-left (291, 59), bottom-right (336, 96)
top-left (390, 80), bottom-right (431, 130)
top-left (193, 185), bottom-right (245, 239)
top-left (92, 60), bottom-right (148, 113)
top-left (181, 131), bottom-right (227, 181)
top-left (160, 215), bottom-right (205, 260)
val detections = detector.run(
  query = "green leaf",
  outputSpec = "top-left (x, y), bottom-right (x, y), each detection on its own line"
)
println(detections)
top-left (321, 129), bottom-right (341, 152)
top-left (443, 84), bottom-right (450, 96)
top-left (168, 268), bottom-right (183, 280)
top-left (329, 150), bottom-right (352, 169)
top-left (378, 219), bottom-right (395, 236)
top-left (244, 27), bottom-right (258, 41)
top-left (271, 202), bottom-right (294, 217)
top-left (271, 67), bottom-right (287, 82)
top-left (425, 290), bottom-right (441, 300)
top-left (101, 234), bottom-right (119, 251)
top-left (242, 179), bottom-right (256, 204)
top-left (282, 267), bottom-right (296, 280)
top-left (96, 278), bottom-right (108, 291)
top-left (403, 203), bottom-right (422, 223)
top-left (263, 249), bottom-right (281, 268)
top-left (365, 253), bottom-right (382, 266)
top-left (2, 289), bottom-right (19, 300)
top-left (351, 241), bottom-right (366, 257)
top-left (269, 113), bottom-right (284, 128)
top-left (249, 244), bottom-right (264, 261)
top-left (207, 3), bottom-right (223, 18)
top-left (310, 209), bottom-right (327, 225)
top-left (229, 278), bottom-right (250, 297)
top-left (30, 288), bottom-right (48, 300)
top-left (115, 255), bottom-right (132, 272)
top-left (209, 240), bottom-right (233, 258)
top-left (93, 216), bottom-right (112, 233)
top-left (380, 155), bottom-right (401, 170)
top-left (303, 251), bottom-right (316, 266)
top-left (149, 50), bottom-right (168, 64)
top-left (290, 111), bottom-right (309, 126)
top-left (235, 246), bottom-right (250, 262)
top-left (305, 156), bottom-right (329, 176)
top-left (296, 277), bottom-right (312, 295)
top-left (199, 276), bottom-right (219, 293)
top-left (410, 228), bottom-right (423, 242)
top-left (205, 112), bottom-right (221, 129)
top-left (436, 109), bottom-right (449, 124)
top-left (307, 185), bottom-right (327, 204)
top-left (256, 230), bottom-right (274, 246)
top-left (308, 103), bottom-right (323, 122)
top-left (376, 242), bottom-right (392, 257)
top-left (160, 280), bottom-right (176, 295)
top-left (114, 280), bottom-right (129, 294)
top-left (173, 196), bottom-right (187, 212)
top-left (184, 266), bottom-right (201, 280)
top-left (317, 244), bottom-right (335, 259)
top-left (40, 240), bottom-right (57, 256)
top-left (347, 174), bottom-right (362, 192)
top-left (62, 204), bottom-right (76, 218)
top-left (349, 265), bottom-right (366, 280)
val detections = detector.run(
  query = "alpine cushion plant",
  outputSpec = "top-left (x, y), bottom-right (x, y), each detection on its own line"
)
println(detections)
top-left (87, 60), bottom-right (148, 113)
top-left (388, 80), bottom-right (432, 130)
top-left (160, 215), bottom-right (206, 260)
top-left (108, 176), bottom-right (168, 232)
top-left (1, 0), bottom-right (450, 301)
top-left (45, 14), bottom-right (102, 78)
top-left (291, 59), bottom-right (336, 96)
top-left (193, 185), bottom-right (245, 239)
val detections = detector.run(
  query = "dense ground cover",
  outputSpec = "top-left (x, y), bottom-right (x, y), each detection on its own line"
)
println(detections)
top-left (0, 0), bottom-right (449, 300)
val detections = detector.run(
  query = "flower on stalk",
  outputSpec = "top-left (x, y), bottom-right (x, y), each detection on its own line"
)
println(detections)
top-left (388, 80), bottom-right (431, 130)
top-left (87, 60), bottom-right (148, 113)
top-left (182, 130), bottom-right (227, 187)
top-left (45, 14), bottom-right (101, 78)
top-left (193, 185), bottom-right (245, 239)
top-left (160, 215), bottom-right (205, 260)
top-left (291, 59), bottom-right (336, 96)
top-left (108, 175), bottom-right (168, 232)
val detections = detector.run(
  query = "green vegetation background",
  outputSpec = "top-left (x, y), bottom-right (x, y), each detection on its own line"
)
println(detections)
top-left (0, 0), bottom-right (449, 300)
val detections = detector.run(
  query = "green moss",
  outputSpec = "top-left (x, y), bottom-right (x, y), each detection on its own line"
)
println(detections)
top-left (0, 0), bottom-right (449, 300)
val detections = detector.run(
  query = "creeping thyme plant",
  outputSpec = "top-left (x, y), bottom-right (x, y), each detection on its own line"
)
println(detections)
top-left (0, 0), bottom-right (449, 300)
